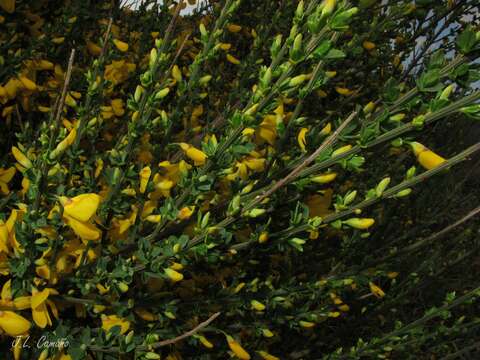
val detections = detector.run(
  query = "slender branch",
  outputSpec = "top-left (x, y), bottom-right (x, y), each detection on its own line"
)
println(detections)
top-left (54, 49), bottom-right (76, 127)
top-left (244, 111), bottom-right (358, 212)
top-left (149, 312), bottom-right (220, 348)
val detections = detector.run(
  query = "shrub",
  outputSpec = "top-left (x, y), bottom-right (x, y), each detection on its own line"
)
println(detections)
top-left (0, 0), bottom-right (479, 359)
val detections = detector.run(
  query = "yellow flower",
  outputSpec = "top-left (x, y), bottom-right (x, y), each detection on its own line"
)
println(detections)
top-left (195, 334), bottom-right (214, 348)
top-left (226, 335), bottom-right (250, 360)
top-left (343, 218), bottom-right (374, 229)
top-left (113, 39), bottom-right (129, 52)
top-left (104, 60), bottom-right (136, 86)
top-left (0, 0), bottom-right (15, 13)
top-left (0, 280), bottom-right (30, 310)
top-left (52, 37), bottom-right (65, 44)
top-left (134, 308), bottom-right (158, 321)
top-left (331, 144), bottom-right (352, 157)
top-left (258, 231), bottom-right (268, 244)
top-left (410, 142), bottom-right (446, 170)
top-left (4, 78), bottom-right (22, 99)
top-left (179, 143), bottom-right (207, 166)
top-left (12, 146), bottom-right (32, 169)
top-left (111, 98), bottom-right (125, 116)
top-left (19, 76), bottom-right (37, 91)
top-left (299, 320), bottom-right (316, 328)
top-left (178, 206), bottom-right (195, 220)
top-left (251, 300), bottom-right (266, 311)
top-left (322, 0), bottom-right (337, 16)
top-left (219, 42), bottom-right (232, 50)
top-left (58, 194), bottom-right (102, 241)
top-left (50, 128), bottom-right (77, 158)
top-left (257, 351), bottom-right (280, 360)
top-left (298, 127), bottom-right (308, 152)
top-left (86, 40), bottom-right (102, 56)
top-left (164, 268), bottom-right (184, 282)
top-left (320, 122), bottom-right (332, 136)
top-left (257, 114), bottom-right (278, 145)
top-left (59, 193), bottom-right (101, 223)
top-left (0, 167), bottom-right (16, 194)
top-left (31, 288), bottom-right (59, 328)
top-left (363, 101), bottom-right (376, 114)
top-left (243, 157), bottom-right (265, 172)
top-left (139, 166), bottom-right (151, 194)
top-left (335, 86), bottom-right (354, 96)
top-left (227, 24), bottom-right (242, 33)
top-left (369, 282), bottom-right (386, 298)
top-left (311, 172), bottom-right (337, 184)
top-left (101, 314), bottom-right (130, 334)
top-left (362, 40), bottom-right (376, 50)
top-left (226, 53), bottom-right (241, 65)
top-left (172, 65), bottom-right (182, 82)
top-left (0, 311), bottom-right (30, 336)
top-left (63, 216), bottom-right (101, 240)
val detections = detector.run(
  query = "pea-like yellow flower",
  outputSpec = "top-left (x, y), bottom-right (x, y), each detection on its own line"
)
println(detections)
top-left (226, 53), bottom-right (241, 65)
top-left (226, 335), bottom-right (251, 360)
top-left (139, 166), bottom-right (151, 194)
top-left (311, 172), bottom-right (337, 184)
top-left (363, 101), bottom-right (376, 114)
top-left (0, 0), bottom-right (15, 13)
top-left (19, 76), bottom-right (37, 91)
top-left (0, 311), bottom-right (30, 336)
top-left (178, 206), bottom-right (194, 220)
top-left (227, 24), bottom-right (242, 33)
top-left (86, 40), bottom-right (102, 56)
top-left (172, 65), bottom-right (182, 82)
top-left (335, 87), bottom-right (354, 96)
top-left (111, 98), bottom-right (125, 116)
top-left (251, 300), bottom-right (266, 311)
top-left (0, 167), bottom-right (16, 194)
top-left (58, 193), bottom-right (102, 241)
top-left (179, 143), bottom-right (207, 166)
top-left (410, 142), bottom-right (446, 170)
top-left (60, 193), bottom-right (101, 223)
top-left (31, 287), bottom-right (59, 328)
top-left (299, 320), bottom-right (316, 328)
top-left (113, 39), bottom-right (129, 52)
top-left (261, 328), bottom-right (274, 338)
top-left (52, 37), bottom-right (65, 44)
top-left (343, 218), bottom-right (375, 229)
top-left (134, 308), bottom-right (157, 321)
top-left (50, 128), bottom-right (77, 159)
top-left (331, 144), bottom-right (352, 157)
top-left (257, 351), bottom-right (280, 360)
top-left (369, 282), bottom-right (386, 298)
top-left (11, 146), bottom-right (32, 169)
top-left (101, 314), bottom-right (130, 334)
top-left (362, 40), bottom-right (376, 50)
top-left (321, 0), bottom-right (337, 17)
top-left (195, 334), bottom-right (214, 348)
top-left (298, 127), bottom-right (308, 152)
top-left (320, 122), bottom-right (332, 136)
top-left (258, 231), bottom-right (269, 244)
top-left (164, 268), bottom-right (184, 282)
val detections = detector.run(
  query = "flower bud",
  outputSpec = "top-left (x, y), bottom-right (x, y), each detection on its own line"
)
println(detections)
top-left (155, 88), bottom-right (170, 100)
top-left (134, 85), bottom-right (144, 102)
top-left (375, 177), bottom-right (391, 197)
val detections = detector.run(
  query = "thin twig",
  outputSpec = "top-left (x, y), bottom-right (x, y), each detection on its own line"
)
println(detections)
top-left (100, 18), bottom-right (113, 58)
top-left (380, 205), bottom-right (480, 262)
top-left (150, 311), bottom-right (221, 348)
top-left (244, 111), bottom-right (358, 212)
top-left (54, 49), bottom-right (76, 127)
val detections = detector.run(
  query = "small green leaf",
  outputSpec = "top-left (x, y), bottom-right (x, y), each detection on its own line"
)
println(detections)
top-left (456, 26), bottom-right (477, 54)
